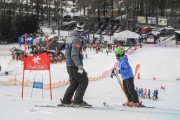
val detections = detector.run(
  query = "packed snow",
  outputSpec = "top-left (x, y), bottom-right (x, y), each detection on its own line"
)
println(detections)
top-left (1, 26), bottom-right (180, 120)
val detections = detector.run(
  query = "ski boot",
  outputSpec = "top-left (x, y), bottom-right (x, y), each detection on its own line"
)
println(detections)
top-left (123, 101), bottom-right (143, 107)
top-left (73, 101), bottom-right (92, 108)
top-left (57, 98), bottom-right (73, 107)
top-left (132, 101), bottom-right (144, 107)
top-left (122, 101), bottom-right (133, 107)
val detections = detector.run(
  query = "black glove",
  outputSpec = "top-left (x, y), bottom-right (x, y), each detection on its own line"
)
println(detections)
top-left (110, 68), bottom-right (120, 78)
top-left (110, 69), bottom-right (115, 78)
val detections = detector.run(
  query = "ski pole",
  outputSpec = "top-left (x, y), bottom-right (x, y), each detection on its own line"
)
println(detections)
top-left (115, 73), bottom-right (128, 101)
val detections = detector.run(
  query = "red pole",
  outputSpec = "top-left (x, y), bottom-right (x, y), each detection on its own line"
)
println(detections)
top-left (138, 73), bottom-right (140, 79)
top-left (49, 69), bottom-right (52, 100)
top-left (47, 52), bottom-right (52, 100)
top-left (21, 66), bottom-right (25, 100)
top-left (46, 35), bottom-right (49, 52)
top-left (22, 33), bottom-right (27, 100)
top-left (135, 64), bottom-right (140, 76)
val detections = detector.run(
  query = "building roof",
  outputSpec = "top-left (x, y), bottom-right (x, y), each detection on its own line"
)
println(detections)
top-left (113, 30), bottom-right (140, 40)
top-left (175, 31), bottom-right (180, 34)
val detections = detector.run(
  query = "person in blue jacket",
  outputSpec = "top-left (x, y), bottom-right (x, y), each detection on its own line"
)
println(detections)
top-left (152, 90), bottom-right (157, 99)
top-left (139, 88), bottom-right (144, 97)
top-left (147, 89), bottom-right (151, 99)
top-left (114, 48), bottom-right (140, 107)
top-left (137, 88), bottom-right (141, 96)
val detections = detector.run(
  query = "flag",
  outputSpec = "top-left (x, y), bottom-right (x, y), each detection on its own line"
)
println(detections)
top-left (135, 64), bottom-right (141, 76)
top-left (24, 53), bottom-right (50, 70)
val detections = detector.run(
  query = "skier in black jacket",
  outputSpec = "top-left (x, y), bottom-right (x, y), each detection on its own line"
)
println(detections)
top-left (61, 23), bottom-right (91, 107)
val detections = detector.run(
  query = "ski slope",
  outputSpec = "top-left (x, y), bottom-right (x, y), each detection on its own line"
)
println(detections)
top-left (0, 43), bottom-right (180, 120)
top-left (1, 0), bottom-right (180, 119)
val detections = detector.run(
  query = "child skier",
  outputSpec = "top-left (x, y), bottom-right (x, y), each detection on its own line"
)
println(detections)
top-left (113, 48), bottom-right (141, 107)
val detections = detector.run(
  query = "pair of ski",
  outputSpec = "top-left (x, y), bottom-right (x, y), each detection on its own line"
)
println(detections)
top-left (35, 102), bottom-right (155, 111)
top-left (35, 102), bottom-right (124, 111)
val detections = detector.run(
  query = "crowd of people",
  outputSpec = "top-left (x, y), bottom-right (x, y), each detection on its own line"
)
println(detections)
top-left (136, 87), bottom-right (159, 100)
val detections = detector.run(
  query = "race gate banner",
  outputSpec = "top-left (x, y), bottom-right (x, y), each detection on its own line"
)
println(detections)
top-left (137, 16), bottom-right (146, 24)
top-left (24, 53), bottom-right (50, 70)
top-left (18, 34), bottom-right (33, 44)
top-left (158, 18), bottom-right (167, 26)
top-left (148, 17), bottom-right (157, 25)
top-left (33, 82), bottom-right (43, 89)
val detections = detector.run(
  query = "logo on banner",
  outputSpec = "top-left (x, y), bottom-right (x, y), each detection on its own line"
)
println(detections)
top-left (24, 53), bottom-right (50, 70)
top-left (33, 56), bottom-right (41, 64)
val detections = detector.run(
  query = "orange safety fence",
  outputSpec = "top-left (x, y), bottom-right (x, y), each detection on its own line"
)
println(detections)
top-left (0, 78), bottom-right (69, 89)
top-left (0, 68), bottom-right (114, 89)
top-left (1, 71), bottom-right (180, 89)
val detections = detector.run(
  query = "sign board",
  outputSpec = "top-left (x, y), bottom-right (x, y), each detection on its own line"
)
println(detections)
top-left (137, 16), bottom-right (146, 24)
top-left (148, 17), bottom-right (157, 25)
top-left (18, 34), bottom-right (33, 44)
top-left (158, 18), bottom-right (167, 26)
top-left (33, 82), bottom-right (43, 89)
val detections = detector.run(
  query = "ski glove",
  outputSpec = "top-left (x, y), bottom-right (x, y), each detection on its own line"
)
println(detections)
top-left (77, 65), bottom-right (84, 74)
top-left (110, 68), bottom-right (120, 78)
top-left (110, 69), bottom-right (116, 78)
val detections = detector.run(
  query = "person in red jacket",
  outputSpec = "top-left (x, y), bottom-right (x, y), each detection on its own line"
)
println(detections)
top-left (143, 88), bottom-right (147, 98)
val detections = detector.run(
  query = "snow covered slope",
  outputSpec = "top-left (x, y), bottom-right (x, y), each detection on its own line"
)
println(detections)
top-left (0, 44), bottom-right (180, 120)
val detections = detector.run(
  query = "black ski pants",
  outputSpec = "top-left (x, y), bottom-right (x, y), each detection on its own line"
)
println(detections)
top-left (63, 66), bottom-right (89, 104)
top-left (123, 77), bottom-right (139, 103)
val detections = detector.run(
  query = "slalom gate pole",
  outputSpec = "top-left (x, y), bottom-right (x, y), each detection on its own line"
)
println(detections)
top-left (21, 68), bottom-right (25, 100)
top-left (115, 73), bottom-right (128, 101)
top-left (21, 33), bottom-right (27, 100)
top-left (134, 64), bottom-right (141, 78)
top-left (49, 69), bottom-right (52, 101)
